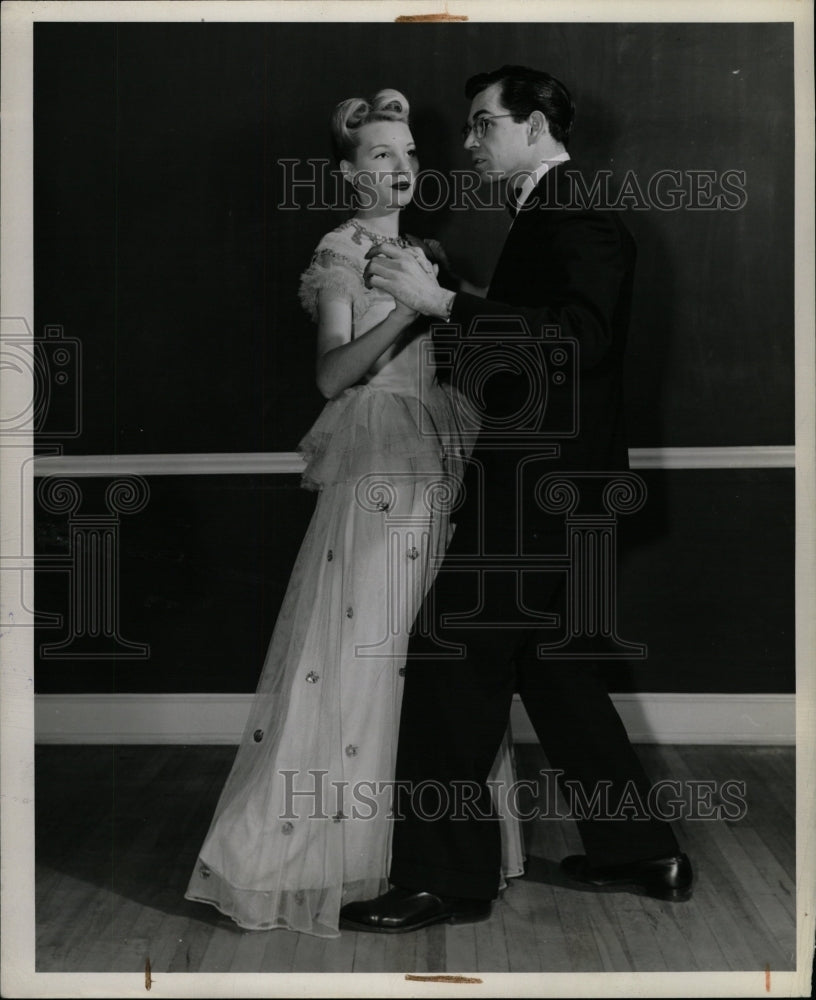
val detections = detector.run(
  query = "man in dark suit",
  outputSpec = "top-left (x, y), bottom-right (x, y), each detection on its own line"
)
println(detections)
top-left (341, 65), bottom-right (692, 932)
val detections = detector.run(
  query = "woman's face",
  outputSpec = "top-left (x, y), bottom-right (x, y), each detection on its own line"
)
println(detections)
top-left (343, 120), bottom-right (418, 212)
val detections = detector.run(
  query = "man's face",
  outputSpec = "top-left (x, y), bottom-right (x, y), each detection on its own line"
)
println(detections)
top-left (463, 82), bottom-right (531, 181)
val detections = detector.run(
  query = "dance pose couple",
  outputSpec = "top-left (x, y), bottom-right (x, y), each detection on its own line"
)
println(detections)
top-left (186, 64), bottom-right (693, 939)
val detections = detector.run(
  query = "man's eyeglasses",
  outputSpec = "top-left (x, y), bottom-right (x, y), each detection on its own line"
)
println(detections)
top-left (460, 114), bottom-right (516, 142)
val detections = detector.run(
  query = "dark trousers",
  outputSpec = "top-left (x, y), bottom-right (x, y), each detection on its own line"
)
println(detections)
top-left (388, 540), bottom-right (679, 900)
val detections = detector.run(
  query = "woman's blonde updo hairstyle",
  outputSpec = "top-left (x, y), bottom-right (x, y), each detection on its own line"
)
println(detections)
top-left (330, 88), bottom-right (411, 163)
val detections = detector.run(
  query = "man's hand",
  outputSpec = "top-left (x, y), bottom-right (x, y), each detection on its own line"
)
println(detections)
top-left (363, 243), bottom-right (453, 318)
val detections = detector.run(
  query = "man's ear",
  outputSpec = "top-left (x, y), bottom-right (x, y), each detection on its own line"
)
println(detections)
top-left (528, 110), bottom-right (550, 143)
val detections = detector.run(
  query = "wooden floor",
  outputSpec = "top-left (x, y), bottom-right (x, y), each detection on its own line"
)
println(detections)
top-left (34, 743), bottom-right (796, 973)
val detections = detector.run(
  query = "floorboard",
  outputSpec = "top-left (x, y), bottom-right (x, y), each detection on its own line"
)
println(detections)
top-left (33, 742), bottom-right (797, 974)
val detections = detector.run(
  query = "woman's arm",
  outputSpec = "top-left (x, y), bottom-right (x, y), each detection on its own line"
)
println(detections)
top-left (314, 291), bottom-right (418, 399)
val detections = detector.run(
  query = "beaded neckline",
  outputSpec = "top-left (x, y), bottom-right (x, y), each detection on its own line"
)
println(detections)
top-left (346, 218), bottom-right (410, 249)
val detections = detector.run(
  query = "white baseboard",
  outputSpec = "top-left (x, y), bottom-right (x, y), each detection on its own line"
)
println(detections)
top-left (511, 692), bottom-right (795, 745)
top-left (33, 692), bottom-right (795, 745)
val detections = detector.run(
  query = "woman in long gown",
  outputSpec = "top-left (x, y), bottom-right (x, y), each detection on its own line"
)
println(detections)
top-left (185, 89), bottom-right (523, 938)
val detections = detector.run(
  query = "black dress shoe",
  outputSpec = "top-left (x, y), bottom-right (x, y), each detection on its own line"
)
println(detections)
top-left (560, 852), bottom-right (693, 902)
top-left (339, 886), bottom-right (492, 933)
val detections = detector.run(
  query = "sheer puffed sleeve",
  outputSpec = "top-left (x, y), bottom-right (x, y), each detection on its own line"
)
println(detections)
top-left (298, 245), bottom-right (366, 323)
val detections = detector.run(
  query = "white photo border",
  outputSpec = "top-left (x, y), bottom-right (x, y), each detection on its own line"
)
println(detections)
top-left (1, 1), bottom-right (813, 997)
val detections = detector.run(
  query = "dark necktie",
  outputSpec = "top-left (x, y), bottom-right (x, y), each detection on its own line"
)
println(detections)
top-left (506, 186), bottom-right (521, 218)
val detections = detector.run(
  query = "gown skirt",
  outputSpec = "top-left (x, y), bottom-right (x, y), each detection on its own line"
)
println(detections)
top-left (185, 364), bottom-right (524, 937)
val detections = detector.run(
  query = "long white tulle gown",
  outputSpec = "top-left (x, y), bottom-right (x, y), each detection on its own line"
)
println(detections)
top-left (185, 218), bottom-right (524, 937)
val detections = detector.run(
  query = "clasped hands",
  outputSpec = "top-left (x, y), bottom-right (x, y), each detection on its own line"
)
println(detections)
top-left (363, 243), bottom-right (452, 320)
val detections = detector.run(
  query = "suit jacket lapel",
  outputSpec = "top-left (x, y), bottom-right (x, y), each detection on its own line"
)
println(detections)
top-left (488, 161), bottom-right (571, 298)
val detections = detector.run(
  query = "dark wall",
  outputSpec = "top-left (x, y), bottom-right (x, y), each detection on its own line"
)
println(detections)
top-left (33, 21), bottom-right (795, 694)
top-left (33, 468), bottom-right (794, 695)
top-left (34, 21), bottom-right (794, 452)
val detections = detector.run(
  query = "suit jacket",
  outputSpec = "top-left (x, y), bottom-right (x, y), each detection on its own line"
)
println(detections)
top-left (446, 162), bottom-right (636, 551)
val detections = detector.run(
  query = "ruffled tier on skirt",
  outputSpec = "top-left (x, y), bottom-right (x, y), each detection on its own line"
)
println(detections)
top-left (298, 381), bottom-right (475, 491)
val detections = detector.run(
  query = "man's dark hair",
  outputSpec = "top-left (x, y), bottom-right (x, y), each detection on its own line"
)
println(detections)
top-left (465, 65), bottom-right (575, 145)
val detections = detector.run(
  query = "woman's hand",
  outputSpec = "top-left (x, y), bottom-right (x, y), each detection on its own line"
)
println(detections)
top-left (366, 245), bottom-right (451, 317)
top-left (392, 300), bottom-right (420, 324)
top-left (391, 262), bottom-right (440, 325)
top-left (405, 236), bottom-right (460, 290)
